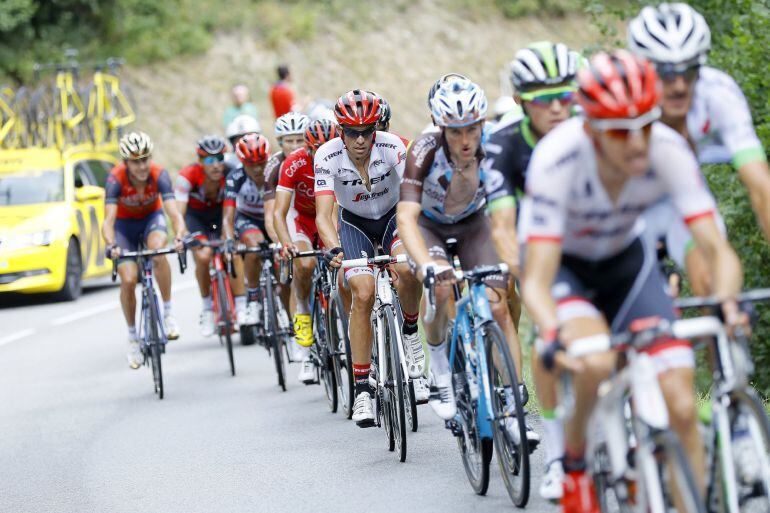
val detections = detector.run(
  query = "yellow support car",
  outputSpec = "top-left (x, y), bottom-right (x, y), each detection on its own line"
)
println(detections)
top-left (0, 145), bottom-right (118, 300)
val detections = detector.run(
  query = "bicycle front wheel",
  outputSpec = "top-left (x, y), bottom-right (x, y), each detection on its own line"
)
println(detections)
top-left (329, 293), bottom-right (353, 418)
top-left (217, 272), bottom-right (236, 377)
top-left (265, 279), bottom-right (286, 391)
top-left (384, 307), bottom-right (407, 462)
top-left (314, 294), bottom-right (337, 412)
top-left (485, 322), bottom-right (530, 507)
top-left (641, 429), bottom-right (706, 513)
top-left (146, 290), bottom-right (164, 399)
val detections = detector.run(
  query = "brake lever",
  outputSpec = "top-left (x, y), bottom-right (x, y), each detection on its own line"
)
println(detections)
top-left (111, 260), bottom-right (118, 282)
top-left (178, 249), bottom-right (187, 274)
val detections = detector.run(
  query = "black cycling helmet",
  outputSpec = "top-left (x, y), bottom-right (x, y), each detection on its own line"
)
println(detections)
top-left (196, 134), bottom-right (227, 157)
top-left (378, 97), bottom-right (392, 128)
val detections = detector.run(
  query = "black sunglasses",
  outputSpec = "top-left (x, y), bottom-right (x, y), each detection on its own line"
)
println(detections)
top-left (342, 125), bottom-right (376, 139)
top-left (656, 63), bottom-right (700, 83)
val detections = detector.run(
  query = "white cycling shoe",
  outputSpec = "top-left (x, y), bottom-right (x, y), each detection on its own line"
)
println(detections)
top-left (126, 340), bottom-right (142, 370)
top-left (164, 313), bottom-right (180, 340)
top-left (539, 459), bottom-right (565, 501)
top-left (244, 301), bottom-right (260, 326)
top-left (413, 376), bottom-right (430, 404)
top-left (235, 304), bottom-right (247, 330)
top-left (298, 357), bottom-right (316, 384)
top-left (352, 391), bottom-right (375, 427)
top-left (199, 310), bottom-right (215, 337)
top-left (504, 417), bottom-right (541, 447)
top-left (429, 373), bottom-right (457, 420)
top-left (402, 331), bottom-right (426, 379)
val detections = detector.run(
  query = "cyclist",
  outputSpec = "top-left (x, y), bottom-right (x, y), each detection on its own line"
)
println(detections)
top-left (628, 3), bottom-right (770, 296)
top-left (483, 41), bottom-right (581, 501)
top-left (103, 132), bottom-right (187, 368)
top-left (264, 112), bottom-right (311, 243)
top-left (274, 120), bottom-right (338, 383)
top-left (421, 72), bottom-right (469, 134)
top-left (225, 114), bottom-right (261, 168)
top-left (398, 78), bottom-right (532, 442)
top-left (315, 89), bottom-right (424, 427)
top-left (519, 51), bottom-right (745, 512)
top-left (175, 135), bottom-right (247, 336)
top-left (223, 133), bottom-right (271, 327)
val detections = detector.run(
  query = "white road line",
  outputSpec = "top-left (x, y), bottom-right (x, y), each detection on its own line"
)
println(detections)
top-left (0, 328), bottom-right (36, 347)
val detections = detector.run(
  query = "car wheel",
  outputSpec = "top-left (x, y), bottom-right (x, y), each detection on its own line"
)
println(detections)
top-left (53, 239), bottom-right (82, 301)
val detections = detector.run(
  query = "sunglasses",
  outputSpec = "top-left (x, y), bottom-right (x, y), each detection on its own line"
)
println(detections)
top-left (656, 63), bottom-right (700, 83)
top-left (526, 90), bottom-right (576, 107)
top-left (342, 125), bottom-right (376, 139)
top-left (202, 154), bottom-right (225, 165)
top-left (590, 107), bottom-right (661, 140)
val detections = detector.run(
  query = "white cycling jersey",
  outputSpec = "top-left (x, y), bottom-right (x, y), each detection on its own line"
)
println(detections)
top-left (518, 117), bottom-right (717, 261)
top-left (688, 66), bottom-right (765, 168)
top-left (313, 131), bottom-right (406, 219)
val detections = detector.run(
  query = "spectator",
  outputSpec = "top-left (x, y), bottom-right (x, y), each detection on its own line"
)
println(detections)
top-left (269, 65), bottom-right (296, 119)
top-left (222, 84), bottom-right (258, 129)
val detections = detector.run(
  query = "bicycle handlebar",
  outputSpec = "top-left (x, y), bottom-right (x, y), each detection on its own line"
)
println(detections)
top-left (422, 263), bottom-right (509, 324)
top-left (110, 247), bottom-right (185, 282)
top-left (673, 288), bottom-right (770, 310)
top-left (340, 253), bottom-right (407, 269)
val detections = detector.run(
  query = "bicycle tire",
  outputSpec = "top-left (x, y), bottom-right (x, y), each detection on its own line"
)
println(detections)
top-left (314, 291), bottom-right (338, 412)
top-left (644, 429), bottom-right (707, 513)
top-left (451, 320), bottom-right (492, 495)
top-left (217, 272), bottom-right (236, 377)
top-left (384, 306), bottom-right (407, 462)
top-left (485, 322), bottom-right (530, 507)
top-left (146, 288), bottom-right (164, 399)
top-left (329, 293), bottom-right (353, 418)
top-left (592, 441), bottom-right (635, 513)
top-left (265, 277), bottom-right (286, 391)
top-left (406, 380), bottom-right (418, 432)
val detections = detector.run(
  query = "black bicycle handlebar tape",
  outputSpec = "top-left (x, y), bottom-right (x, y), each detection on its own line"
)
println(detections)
top-left (178, 250), bottom-right (187, 274)
top-left (323, 247), bottom-right (343, 265)
top-left (423, 267), bottom-right (437, 323)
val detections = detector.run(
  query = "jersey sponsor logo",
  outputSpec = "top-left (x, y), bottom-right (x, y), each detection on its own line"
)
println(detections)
top-left (296, 181), bottom-right (315, 198)
top-left (374, 142), bottom-right (397, 150)
top-left (410, 135), bottom-right (438, 169)
top-left (397, 151), bottom-right (406, 164)
top-left (371, 159), bottom-right (385, 167)
top-left (402, 177), bottom-right (422, 187)
top-left (353, 187), bottom-right (389, 202)
top-left (284, 157), bottom-right (308, 177)
top-left (554, 149), bottom-right (580, 170)
top-left (341, 168), bottom-right (392, 186)
top-left (323, 149), bottom-right (344, 162)
top-left (315, 179), bottom-right (327, 187)
top-left (315, 166), bottom-right (331, 176)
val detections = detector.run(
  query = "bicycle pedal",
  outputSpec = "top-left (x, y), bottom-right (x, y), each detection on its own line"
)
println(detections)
top-left (445, 419), bottom-right (464, 437)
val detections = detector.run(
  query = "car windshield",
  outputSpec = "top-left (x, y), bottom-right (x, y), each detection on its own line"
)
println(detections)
top-left (0, 169), bottom-right (64, 206)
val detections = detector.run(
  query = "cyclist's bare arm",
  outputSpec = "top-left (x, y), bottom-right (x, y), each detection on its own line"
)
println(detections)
top-left (396, 201), bottom-right (432, 274)
top-left (316, 193), bottom-right (340, 249)
top-left (176, 200), bottom-right (188, 217)
top-left (738, 160), bottom-right (770, 242)
top-left (163, 198), bottom-right (187, 239)
top-left (222, 204), bottom-right (236, 241)
top-left (520, 240), bottom-right (561, 335)
top-left (688, 216), bottom-right (743, 300)
top-left (489, 203), bottom-right (520, 278)
top-left (264, 199), bottom-right (279, 242)
top-left (102, 203), bottom-right (118, 247)
top-left (273, 190), bottom-right (294, 247)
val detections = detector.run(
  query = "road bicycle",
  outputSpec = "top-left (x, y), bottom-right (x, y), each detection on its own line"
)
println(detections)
top-left (85, 58), bottom-right (136, 146)
top-left (675, 290), bottom-right (770, 513)
top-left (327, 258), bottom-right (355, 419)
top-left (111, 246), bottom-right (186, 399)
top-left (423, 239), bottom-right (529, 506)
top-left (341, 252), bottom-right (413, 462)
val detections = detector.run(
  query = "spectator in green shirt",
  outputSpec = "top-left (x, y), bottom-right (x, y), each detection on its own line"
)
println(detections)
top-left (222, 84), bottom-right (258, 129)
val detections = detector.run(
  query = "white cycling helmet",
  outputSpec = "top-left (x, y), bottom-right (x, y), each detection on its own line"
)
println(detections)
top-left (226, 115), bottom-right (261, 139)
top-left (119, 131), bottom-right (153, 160)
top-left (510, 42), bottom-right (581, 92)
top-left (429, 78), bottom-right (488, 128)
top-left (275, 112), bottom-right (310, 137)
top-left (628, 3), bottom-right (711, 65)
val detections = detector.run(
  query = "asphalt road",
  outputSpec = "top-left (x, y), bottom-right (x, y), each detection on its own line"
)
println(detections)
top-left (0, 271), bottom-right (556, 513)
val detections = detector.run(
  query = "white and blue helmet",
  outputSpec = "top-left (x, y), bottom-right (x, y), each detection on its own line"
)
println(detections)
top-left (429, 78), bottom-right (488, 128)
top-left (274, 112), bottom-right (310, 137)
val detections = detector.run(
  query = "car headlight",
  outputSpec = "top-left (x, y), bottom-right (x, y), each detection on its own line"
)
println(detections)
top-left (2, 230), bottom-right (53, 252)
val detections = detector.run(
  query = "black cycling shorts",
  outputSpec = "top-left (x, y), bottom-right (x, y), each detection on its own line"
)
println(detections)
top-left (338, 205), bottom-right (400, 280)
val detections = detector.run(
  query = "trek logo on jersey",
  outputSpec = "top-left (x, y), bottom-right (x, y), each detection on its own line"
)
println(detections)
top-left (353, 188), bottom-right (389, 202)
top-left (341, 169), bottom-right (392, 186)
top-left (284, 157), bottom-right (308, 177)
top-left (322, 149), bottom-right (344, 162)
top-left (374, 142), bottom-right (398, 150)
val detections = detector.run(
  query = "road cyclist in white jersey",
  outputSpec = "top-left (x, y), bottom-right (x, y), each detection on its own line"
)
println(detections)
top-left (519, 50), bottom-right (747, 513)
top-left (314, 89), bottom-right (424, 427)
top-left (628, 2), bottom-right (770, 296)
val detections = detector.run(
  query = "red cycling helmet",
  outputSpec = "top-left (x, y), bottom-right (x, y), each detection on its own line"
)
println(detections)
top-left (304, 120), bottom-right (339, 150)
top-left (577, 50), bottom-right (661, 119)
top-left (236, 133), bottom-right (270, 165)
top-left (334, 89), bottom-right (381, 126)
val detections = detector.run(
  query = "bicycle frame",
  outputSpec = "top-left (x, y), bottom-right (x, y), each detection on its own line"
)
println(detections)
top-left (209, 249), bottom-right (236, 329)
top-left (371, 263), bottom-right (412, 396)
top-left (137, 254), bottom-right (167, 348)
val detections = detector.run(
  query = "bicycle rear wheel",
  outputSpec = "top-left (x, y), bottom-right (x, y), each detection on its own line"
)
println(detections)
top-left (146, 290), bottom-right (164, 399)
top-left (314, 293), bottom-right (337, 412)
top-left (384, 307), bottom-right (407, 462)
top-left (265, 279), bottom-right (286, 391)
top-left (329, 293), bottom-right (353, 418)
top-left (217, 272), bottom-right (236, 376)
top-left (485, 322), bottom-right (530, 507)
top-left (406, 380), bottom-right (418, 432)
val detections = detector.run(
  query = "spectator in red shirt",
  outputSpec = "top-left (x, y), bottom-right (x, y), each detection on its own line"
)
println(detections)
top-left (269, 65), bottom-right (296, 119)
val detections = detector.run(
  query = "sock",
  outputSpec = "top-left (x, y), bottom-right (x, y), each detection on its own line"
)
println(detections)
top-left (163, 301), bottom-right (172, 316)
top-left (428, 340), bottom-right (450, 376)
top-left (563, 446), bottom-right (586, 473)
top-left (128, 326), bottom-right (137, 341)
top-left (247, 287), bottom-right (259, 303)
top-left (353, 363), bottom-right (372, 396)
top-left (235, 295), bottom-right (246, 311)
top-left (541, 410), bottom-right (565, 465)
top-left (295, 297), bottom-right (309, 315)
top-left (296, 344), bottom-right (311, 360)
top-left (403, 311), bottom-right (419, 335)
top-left (202, 294), bottom-right (213, 311)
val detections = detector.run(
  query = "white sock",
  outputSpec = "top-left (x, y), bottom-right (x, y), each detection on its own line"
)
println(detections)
top-left (163, 301), bottom-right (172, 316)
top-left (128, 326), bottom-right (137, 341)
top-left (235, 295), bottom-right (246, 311)
top-left (541, 416), bottom-right (565, 465)
top-left (295, 297), bottom-right (310, 314)
top-left (202, 294), bottom-right (213, 311)
top-left (428, 341), bottom-right (450, 376)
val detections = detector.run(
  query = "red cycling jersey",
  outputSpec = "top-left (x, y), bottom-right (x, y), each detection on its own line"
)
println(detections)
top-left (105, 162), bottom-right (174, 219)
top-left (277, 148), bottom-right (316, 218)
top-left (175, 163), bottom-right (225, 212)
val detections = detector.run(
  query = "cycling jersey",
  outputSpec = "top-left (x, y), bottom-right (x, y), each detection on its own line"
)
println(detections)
top-left (175, 163), bottom-right (226, 212)
top-left (263, 151), bottom-right (286, 202)
top-left (518, 117), bottom-right (717, 261)
top-left (277, 148), bottom-right (316, 218)
top-left (105, 163), bottom-right (173, 219)
top-left (688, 66), bottom-right (766, 168)
top-left (482, 116), bottom-right (536, 208)
top-left (314, 132), bottom-right (406, 220)
top-left (224, 167), bottom-right (265, 219)
top-left (400, 131), bottom-right (488, 224)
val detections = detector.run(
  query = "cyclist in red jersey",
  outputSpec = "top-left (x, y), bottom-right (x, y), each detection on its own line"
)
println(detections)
top-left (102, 132), bottom-right (187, 368)
top-left (175, 135), bottom-right (230, 337)
top-left (275, 120), bottom-right (338, 383)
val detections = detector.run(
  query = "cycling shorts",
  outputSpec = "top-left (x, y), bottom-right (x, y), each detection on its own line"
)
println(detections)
top-left (185, 207), bottom-right (222, 240)
top-left (339, 205), bottom-right (401, 280)
top-left (287, 208), bottom-right (322, 249)
top-left (538, 237), bottom-right (694, 374)
top-left (234, 212), bottom-right (266, 242)
top-left (410, 210), bottom-right (506, 289)
top-left (115, 210), bottom-right (167, 252)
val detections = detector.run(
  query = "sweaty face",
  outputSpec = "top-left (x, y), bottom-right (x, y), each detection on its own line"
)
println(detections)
top-left (126, 157), bottom-right (151, 182)
top-left (279, 134), bottom-right (305, 155)
top-left (593, 126), bottom-right (652, 177)
top-left (443, 122), bottom-right (483, 163)
top-left (660, 74), bottom-right (696, 123)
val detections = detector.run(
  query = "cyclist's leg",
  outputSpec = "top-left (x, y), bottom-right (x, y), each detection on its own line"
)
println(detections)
top-left (144, 211), bottom-right (170, 302)
top-left (114, 217), bottom-right (142, 332)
